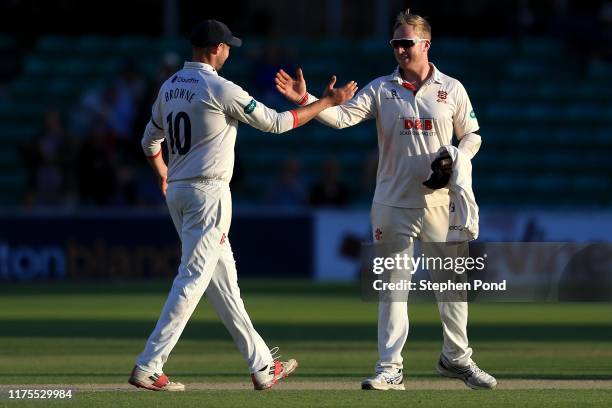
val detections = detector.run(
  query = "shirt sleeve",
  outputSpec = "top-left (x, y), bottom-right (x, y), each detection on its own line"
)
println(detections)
top-left (217, 80), bottom-right (295, 134)
top-left (453, 82), bottom-right (479, 139)
top-left (458, 132), bottom-right (482, 159)
top-left (141, 93), bottom-right (165, 158)
top-left (300, 81), bottom-right (377, 129)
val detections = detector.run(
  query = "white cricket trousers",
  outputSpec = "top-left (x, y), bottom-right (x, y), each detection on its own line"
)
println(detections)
top-left (371, 202), bottom-right (473, 372)
top-left (136, 179), bottom-right (272, 373)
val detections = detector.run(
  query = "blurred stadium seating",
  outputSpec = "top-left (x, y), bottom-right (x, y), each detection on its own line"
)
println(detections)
top-left (1, 35), bottom-right (611, 206)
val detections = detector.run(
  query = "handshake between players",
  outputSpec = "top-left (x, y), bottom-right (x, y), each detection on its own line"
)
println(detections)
top-left (134, 11), bottom-right (495, 393)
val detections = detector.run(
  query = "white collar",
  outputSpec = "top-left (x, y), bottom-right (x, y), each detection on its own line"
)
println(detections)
top-left (183, 61), bottom-right (218, 75)
top-left (390, 63), bottom-right (442, 85)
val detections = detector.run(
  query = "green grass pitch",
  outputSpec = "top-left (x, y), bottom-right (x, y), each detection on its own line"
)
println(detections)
top-left (0, 280), bottom-right (611, 407)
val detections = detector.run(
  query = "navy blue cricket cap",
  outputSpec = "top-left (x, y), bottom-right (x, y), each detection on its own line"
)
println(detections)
top-left (190, 20), bottom-right (242, 48)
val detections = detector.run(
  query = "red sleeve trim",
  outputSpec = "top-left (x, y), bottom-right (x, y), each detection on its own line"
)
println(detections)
top-left (290, 110), bottom-right (299, 128)
top-left (146, 150), bottom-right (162, 159)
top-left (297, 93), bottom-right (308, 106)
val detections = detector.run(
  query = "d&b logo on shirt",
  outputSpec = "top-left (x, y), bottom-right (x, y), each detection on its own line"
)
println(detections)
top-left (404, 117), bottom-right (433, 130)
top-left (399, 117), bottom-right (436, 137)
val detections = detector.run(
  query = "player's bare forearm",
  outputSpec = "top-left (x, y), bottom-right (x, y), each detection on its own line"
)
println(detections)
top-left (291, 76), bottom-right (357, 128)
top-left (292, 97), bottom-right (334, 128)
top-left (146, 151), bottom-right (168, 197)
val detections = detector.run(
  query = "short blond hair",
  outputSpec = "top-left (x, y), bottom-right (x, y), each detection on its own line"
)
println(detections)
top-left (393, 9), bottom-right (431, 40)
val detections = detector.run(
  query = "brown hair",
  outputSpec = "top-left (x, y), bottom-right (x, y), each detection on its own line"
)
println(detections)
top-left (392, 9), bottom-right (431, 40)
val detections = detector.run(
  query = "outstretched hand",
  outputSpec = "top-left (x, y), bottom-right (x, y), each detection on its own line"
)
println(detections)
top-left (275, 68), bottom-right (307, 103)
top-left (323, 76), bottom-right (358, 106)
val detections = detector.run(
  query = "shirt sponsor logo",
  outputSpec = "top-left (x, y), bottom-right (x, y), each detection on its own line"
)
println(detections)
top-left (171, 75), bottom-right (199, 84)
top-left (404, 118), bottom-right (433, 130)
top-left (400, 117), bottom-right (436, 136)
top-left (244, 99), bottom-right (257, 114)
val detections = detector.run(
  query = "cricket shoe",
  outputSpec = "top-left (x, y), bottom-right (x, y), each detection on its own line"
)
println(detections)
top-left (436, 355), bottom-right (497, 390)
top-left (251, 347), bottom-right (298, 390)
top-left (128, 365), bottom-right (185, 391)
top-left (361, 369), bottom-right (405, 390)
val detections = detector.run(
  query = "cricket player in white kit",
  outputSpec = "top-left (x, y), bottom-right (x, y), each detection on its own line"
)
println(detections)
top-left (275, 10), bottom-right (497, 390)
top-left (129, 20), bottom-right (357, 392)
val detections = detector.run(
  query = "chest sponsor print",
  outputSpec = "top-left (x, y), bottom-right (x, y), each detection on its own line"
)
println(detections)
top-left (399, 117), bottom-right (437, 137)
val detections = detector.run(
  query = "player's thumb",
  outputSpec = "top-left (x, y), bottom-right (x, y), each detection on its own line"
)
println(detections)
top-left (327, 75), bottom-right (337, 90)
top-left (297, 67), bottom-right (304, 81)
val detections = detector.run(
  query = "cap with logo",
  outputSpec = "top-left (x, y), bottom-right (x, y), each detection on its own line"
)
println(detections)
top-left (190, 20), bottom-right (242, 48)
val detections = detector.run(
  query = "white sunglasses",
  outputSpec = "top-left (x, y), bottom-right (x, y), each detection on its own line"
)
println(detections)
top-left (389, 38), bottom-right (428, 49)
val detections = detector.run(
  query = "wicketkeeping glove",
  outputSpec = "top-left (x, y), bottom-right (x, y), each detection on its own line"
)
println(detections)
top-left (423, 150), bottom-right (453, 189)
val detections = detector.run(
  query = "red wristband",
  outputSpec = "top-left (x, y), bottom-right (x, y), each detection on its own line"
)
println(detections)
top-left (296, 93), bottom-right (308, 106)
top-left (289, 109), bottom-right (299, 128)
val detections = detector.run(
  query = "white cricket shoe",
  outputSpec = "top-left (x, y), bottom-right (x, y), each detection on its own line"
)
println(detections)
top-left (361, 369), bottom-right (405, 390)
top-left (128, 365), bottom-right (185, 391)
top-left (251, 359), bottom-right (299, 390)
top-left (436, 355), bottom-right (497, 389)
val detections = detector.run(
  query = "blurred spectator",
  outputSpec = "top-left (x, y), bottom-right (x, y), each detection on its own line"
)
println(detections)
top-left (32, 162), bottom-right (64, 205)
top-left (265, 157), bottom-right (307, 207)
top-left (21, 109), bottom-right (73, 206)
top-left (69, 61), bottom-right (153, 202)
top-left (309, 156), bottom-right (350, 207)
top-left (71, 84), bottom-right (133, 139)
top-left (99, 84), bottom-right (135, 138)
top-left (115, 60), bottom-right (147, 108)
top-left (71, 61), bottom-right (146, 141)
top-left (155, 52), bottom-right (181, 90)
top-left (75, 122), bottom-right (117, 206)
top-left (111, 163), bottom-right (138, 206)
top-left (111, 60), bottom-right (147, 142)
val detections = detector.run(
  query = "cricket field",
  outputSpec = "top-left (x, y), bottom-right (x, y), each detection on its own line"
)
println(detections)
top-left (0, 280), bottom-right (611, 407)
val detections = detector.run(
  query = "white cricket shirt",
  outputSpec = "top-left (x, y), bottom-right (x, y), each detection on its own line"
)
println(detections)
top-left (142, 62), bottom-right (296, 183)
top-left (305, 63), bottom-right (479, 208)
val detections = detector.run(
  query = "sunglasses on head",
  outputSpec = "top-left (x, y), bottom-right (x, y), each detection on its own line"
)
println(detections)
top-left (389, 38), bottom-right (427, 49)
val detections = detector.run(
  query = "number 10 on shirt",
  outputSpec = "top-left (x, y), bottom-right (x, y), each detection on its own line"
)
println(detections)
top-left (167, 111), bottom-right (192, 155)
